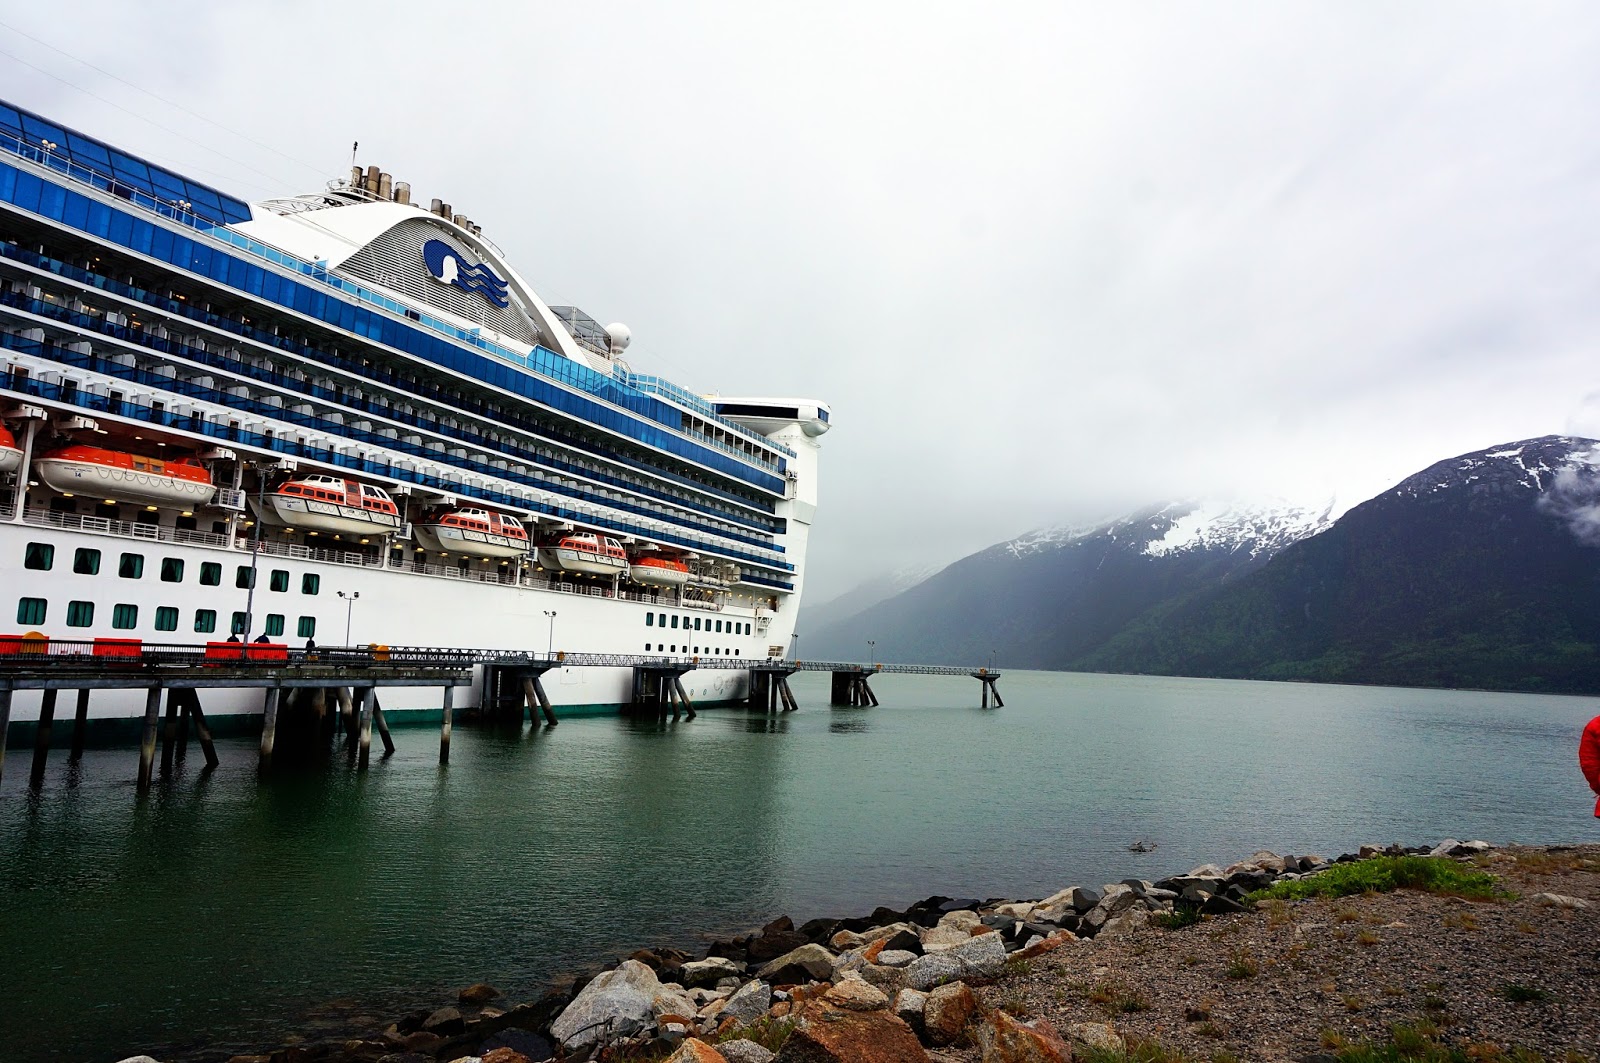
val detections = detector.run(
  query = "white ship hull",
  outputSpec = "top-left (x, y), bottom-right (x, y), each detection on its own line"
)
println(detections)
top-left (0, 519), bottom-right (791, 724)
top-left (35, 458), bottom-right (213, 508)
top-left (415, 524), bottom-right (529, 559)
top-left (259, 494), bottom-right (404, 537)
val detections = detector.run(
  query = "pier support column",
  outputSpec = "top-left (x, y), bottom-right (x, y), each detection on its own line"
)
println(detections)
top-left (0, 687), bottom-right (11, 787)
top-left (778, 677), bottom-right (798, 712)
top-left (673, 677), bottom-right (696, 721)
top-left (259, 687), bottom-right (280, 772)
top-left (136, 686), bottom-right (163, 791)
top-left (160, 689), bottom-right (180, 774)
top-left (531, 675), bottom-right (557, 725)
top-left (356, 687), bottom-right (375, 770)
top-left (30, 688), bottom-right (57, 786)
top-left (830, 671), bottom-right (852, 706)
top-left (439, 685), bottom-right (454, 765)
top-left (371, 693), bottom-right (396, 755)
top-left (184, 690), bottom-right (219, 769)
top-left (971, 672), bottom-right (1004, 708)
top-left (337, 687), bottom-right (355, 744)
top-left (69, 689), bottom-right (90, 761)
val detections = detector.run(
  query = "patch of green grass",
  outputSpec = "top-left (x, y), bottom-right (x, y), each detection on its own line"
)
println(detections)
top-left (1223, 949), bottom-right (1258, 979)
top-left (1498, 984), bottom-right (1551, 1004)
top-left (1076, 1037), bottom-right (1197, 1063)
top-left (1249, 857), bottom-right (1506, 903)
top-left (1088, 981), bottom-right (1153, 1014)
top-left (1325, 1022), bottom-right (1565, 1063)
top-left (1153, 904), bottom-right (1204, 930)
top-left (1005, 956), bottom-right (1034, 976)
top-left (712, 1016), bottom-right (795, 1053)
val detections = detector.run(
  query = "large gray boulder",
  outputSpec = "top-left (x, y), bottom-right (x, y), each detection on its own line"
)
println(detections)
top-left (757, 943), bottom-right (837, 985)
top-left (551, 960), bottom-right (663, 1048)
top-left (681, 957), bottom-right (745, 988)
top-left (721, 1039), bottom-right (777, 1063)
top-left (715, 979), bottom-right (773, 1027)
top-left (903, 932), bottom-right (1006, 991)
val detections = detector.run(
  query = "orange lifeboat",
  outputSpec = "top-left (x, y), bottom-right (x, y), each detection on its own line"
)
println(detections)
top-left (258, 474), bottom-right (402, 536)
top-left (629, 554), bottom-right (690, 589)
top-left (0, 424), bottom-right (21, 475)
top-left (35, 444), bottom-right (212, 507)
top-left (414, 506), bottom-right (530, 559)
top-left (538, 532), bottom-right (630, 577)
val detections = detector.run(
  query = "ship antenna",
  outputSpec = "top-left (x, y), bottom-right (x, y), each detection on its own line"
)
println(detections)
top-left (350, 140), bottom-right (359, 173)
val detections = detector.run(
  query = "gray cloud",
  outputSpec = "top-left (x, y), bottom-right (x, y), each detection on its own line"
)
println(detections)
top-left (6, 2), bottom-right (1599, 600)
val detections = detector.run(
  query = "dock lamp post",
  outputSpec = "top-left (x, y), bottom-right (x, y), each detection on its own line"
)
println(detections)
top-left (543, 610), bottom-right (557, 657)
top-left (791, 632), bottom-right (799, 661)
top-left (867, 640), bottom-right (876, 667)
top-left (338, 590), bottom-right (360, 645)
top-left (242, 466), bottom-right (269, 640)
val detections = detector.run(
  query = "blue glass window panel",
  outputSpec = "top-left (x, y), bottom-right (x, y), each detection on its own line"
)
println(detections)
top-left (20, 113), bottom-right (67, 146)
top-left (184, 183), bottom-right (222, 212)
top-left (66, 134), bottom-right (110, 166)
top-left (109, 149), bottom-right (150, 183)
top-left (148, 168), bottom-right (188, 202)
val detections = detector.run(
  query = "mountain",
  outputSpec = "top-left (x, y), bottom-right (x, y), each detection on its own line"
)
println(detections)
top-left (1079, 436), bottom-right (1600, 693)
top-left (802, 499), bottom-right (1334, 666)
top-left (798, 564), bottom-right (943, 640)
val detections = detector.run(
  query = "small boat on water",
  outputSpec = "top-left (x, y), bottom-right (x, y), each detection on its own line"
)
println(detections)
top-left (0, 424), bottom-right (22, 474)
top-left (538, 532), bottom-right (630, 577)
top-left (34, 444), bottom-right (212, 507)
top-left (259, 475), bottom-right (402, 536)
top-left (629, 554), bottom-right (690, 588)
top-left (414, 506), bottom-right (530, 558)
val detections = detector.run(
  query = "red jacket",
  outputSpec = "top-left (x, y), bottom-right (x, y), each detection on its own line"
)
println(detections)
top-left (1582, 715), bottom-right (1600, 817)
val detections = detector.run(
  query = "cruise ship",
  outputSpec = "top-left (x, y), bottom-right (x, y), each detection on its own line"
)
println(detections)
top-left (0, 99), bottom-right (828, 728)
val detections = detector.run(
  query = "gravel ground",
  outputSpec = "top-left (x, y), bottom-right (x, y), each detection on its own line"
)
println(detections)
top-left (956, 845), bottom-right (1600, 1062)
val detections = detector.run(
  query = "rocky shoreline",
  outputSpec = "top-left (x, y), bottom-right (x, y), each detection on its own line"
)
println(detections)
top-left (119, 840), bottom-right (1599, 1063)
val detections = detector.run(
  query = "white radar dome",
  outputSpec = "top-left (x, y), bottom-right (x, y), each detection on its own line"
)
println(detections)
top-left (605, 322), bottom-right (632, 353)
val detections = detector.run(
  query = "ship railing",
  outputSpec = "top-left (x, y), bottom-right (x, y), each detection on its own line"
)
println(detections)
top-left (0, 637), bottom-right (482, 673)
top-left (0, 130), bottom-right (792, 475)
top-left (23, 506), bottom-right (228, 547)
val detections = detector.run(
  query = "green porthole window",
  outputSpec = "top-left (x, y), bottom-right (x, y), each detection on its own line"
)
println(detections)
top-left (112, 603), bottom-right (138, 629)
top-left (119, 553), bottom-right (144, 579)
top-left (16, 597), bottom-right (46, 625)
top-left (74, 548), bottom-right (101, 574)
top-left (235, 566), bottom-right (255, 590)
top-left (230, 611), bottom-right (247, 635)
top-left (301, 573), bottom-right (320, 595)
top-left (269, 569), bottom-right (289, 592)
top-left (154, 606), bottom-right (179, 632)
top-left (199, 562), bottom-right (221, 586)
top-left (297, 616), bottom-right (316, 639)
top-left (66, 601), bottom-right (94, 627)
top-left (646, 613), bottom-right (654, 627)
top-left (194, 609), bottom-right (217, 634)
top-left (160, 558), bottom-right (184, 582)
top-left (264, 614), bottom-right (284, 637)
top-left (24, 542), bottom-right (54, 570)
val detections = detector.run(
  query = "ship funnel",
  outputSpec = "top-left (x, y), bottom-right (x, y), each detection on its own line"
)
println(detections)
top-left (378, 172), bottom-right (393, 200)
top-left (430, 198), bottom-right (444, 216)
top-left (394, 181), bottom-right (411, 206)
top-left (349, 166), bottom-right (362, 190)
top-left (365, 165), bottom-right (381, 194)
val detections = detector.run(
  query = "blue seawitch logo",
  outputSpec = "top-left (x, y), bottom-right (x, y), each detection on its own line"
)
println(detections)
top-left (422, 239), bottom-right (510, 308)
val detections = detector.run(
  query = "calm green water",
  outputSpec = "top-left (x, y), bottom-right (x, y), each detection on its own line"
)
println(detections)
top-left (2, 670), bottom-right (1597, 1062)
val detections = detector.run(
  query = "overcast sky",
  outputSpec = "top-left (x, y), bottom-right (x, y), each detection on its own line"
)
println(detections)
top-left (4, 2), bottom-right (1599, 602)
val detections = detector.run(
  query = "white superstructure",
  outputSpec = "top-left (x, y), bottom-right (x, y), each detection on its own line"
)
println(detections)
top-left (0, 100), bottom-right (829, 724)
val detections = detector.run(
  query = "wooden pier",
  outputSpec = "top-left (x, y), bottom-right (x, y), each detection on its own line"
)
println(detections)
top-left (0, 641), bottom-right (1002, 790)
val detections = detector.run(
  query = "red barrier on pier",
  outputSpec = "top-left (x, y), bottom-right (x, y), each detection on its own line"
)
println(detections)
top-left (92, 638), bottom-right (142, 658)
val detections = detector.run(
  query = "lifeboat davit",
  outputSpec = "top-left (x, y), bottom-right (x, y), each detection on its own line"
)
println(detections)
top-left (538, 532), bottom-right (630, 577)
top-left (414, 506), bottom-right (530, 559)
top-left (258, 475), bottom-right (402, 536)
top-left (0, 424), bottom-right (21, 474)
top-left (35, 445), bottom-right (212, 507)
top-left (630, 554), bottom-right (691, 589)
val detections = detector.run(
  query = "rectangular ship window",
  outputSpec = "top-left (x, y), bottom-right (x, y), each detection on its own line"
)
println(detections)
top-left (236, 566), bottom-right (255, 589)
top-left (119, 553), bottom-right (144, 579)
top-left (646, 614), bottom-right (654, 627)
top-left (154, 606), bottom-right (178, 632)
top-left (160, 558), bottom-right (184, 582)
top-left (231, 611), bottom-right (247, 635)
top-left (73, 548), bottom-right (101, 575)
top-left (194, 609), bottom-right (217, 634)
top-left (199, 562), bottom-right (221, 586)
top-left (24, 542), bottom-right (54, 570)
top-left (16, 597), bottom-right (46, 625)
top-left (302, 574), bottom-right (320, 595)
top-left (670, 616), bottom-right (679, 629)
top-left (269, 570), bottom-right (289, 592)
top-left (112, 603), bottom-right (138, 629)
top-left (265, 614), bottom-right (285, 637)
top-left (297, 616), bottom-right (316, 639)
top-left (66, 601), bottom-right (94, 628)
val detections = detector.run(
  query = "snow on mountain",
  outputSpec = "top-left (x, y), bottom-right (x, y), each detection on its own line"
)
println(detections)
top-left (1002, 499), bottom-right (1335, 562)
top-left (1389, 436), bottom-right (1598, 499)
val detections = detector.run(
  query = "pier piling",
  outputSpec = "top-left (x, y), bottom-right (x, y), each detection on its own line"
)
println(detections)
top-left (30, 689), bottom-right (57, 786)
top-left (337, 687), bottom-right (356, 744)
top-left (258, 688), bottom-right (280, 772)
top-left (0, 687), bottom-right (11, 786)
top-left (372, 693), bottom-right (396, 755)
top-left (160, 690), bottom-right (180, 773)
top-left (182, 690), bottom-right (220, 769)
top-left (70, 689), bottom-right (90, 761)
top-left (972, 671), bottom-right (1003, 708)
top-left (673, 677), bottom-right (696, 720)
top-left (136, 686), bottom-right (163, 791)
top-left (356, 687), bottom-right (375, 769)
top-left (439, 685), bottom-right (454, 764)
